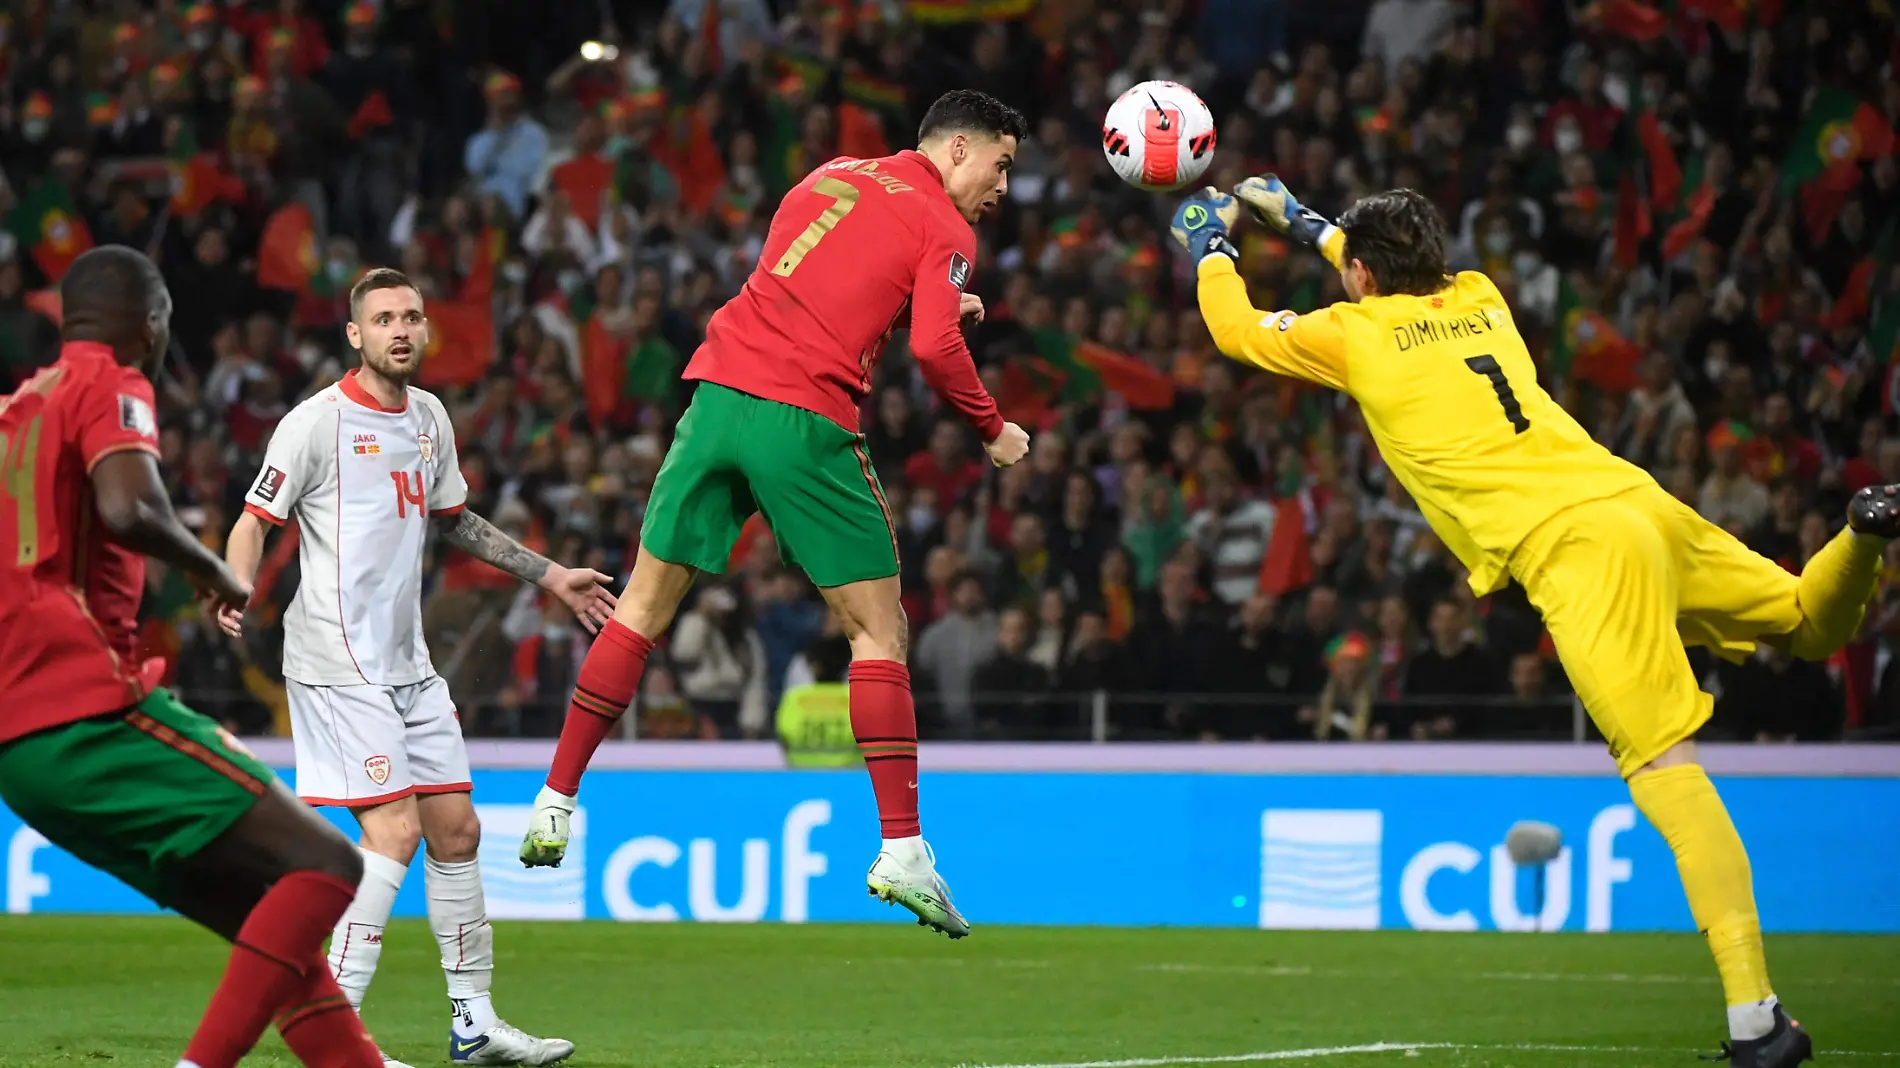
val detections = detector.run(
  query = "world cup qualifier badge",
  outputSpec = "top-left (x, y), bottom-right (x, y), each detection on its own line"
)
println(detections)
top-left (948, 251), bottom-right (971, 292)
top-left (254, 465), bottom-right (287, 503)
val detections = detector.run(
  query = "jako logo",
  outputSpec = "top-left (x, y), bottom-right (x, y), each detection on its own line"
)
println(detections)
top-left (601, 800), bottom-right (831, 924)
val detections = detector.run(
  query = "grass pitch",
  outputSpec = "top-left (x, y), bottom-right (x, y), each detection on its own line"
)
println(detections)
top-left (0, 917), bottom-right (1894, 1067)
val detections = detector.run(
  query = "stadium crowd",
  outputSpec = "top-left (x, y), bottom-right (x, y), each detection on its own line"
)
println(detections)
top-left (2, 0), bottom-right (1896, 743)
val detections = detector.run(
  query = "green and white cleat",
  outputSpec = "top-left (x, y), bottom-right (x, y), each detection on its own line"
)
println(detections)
top-left (866, 838), bottom-right (970, 939)
top-left (518, 786), bottom-right (575, 868)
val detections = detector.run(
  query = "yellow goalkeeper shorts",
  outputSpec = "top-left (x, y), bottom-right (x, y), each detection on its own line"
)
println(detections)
top-left (1511, 484), bottom-right (1803, 776)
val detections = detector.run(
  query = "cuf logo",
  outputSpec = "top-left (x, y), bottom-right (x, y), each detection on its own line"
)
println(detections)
top-left (363, 755), bottom-right (392, 786)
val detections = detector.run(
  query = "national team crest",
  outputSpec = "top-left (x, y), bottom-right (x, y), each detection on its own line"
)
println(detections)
top-left (417, 433), bottom-right (434, 462)
top-left (363, 755), bottom-right (392, 786)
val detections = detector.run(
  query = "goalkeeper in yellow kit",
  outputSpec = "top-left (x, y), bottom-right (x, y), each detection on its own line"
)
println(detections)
top-left (1173, 179), bottom-right (1895, 1068)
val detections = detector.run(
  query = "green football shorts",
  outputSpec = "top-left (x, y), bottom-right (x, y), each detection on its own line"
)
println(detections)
top-left (644, 382), bottom-right (900, 588)
top-left (0, 688), bottom-right (275, 905)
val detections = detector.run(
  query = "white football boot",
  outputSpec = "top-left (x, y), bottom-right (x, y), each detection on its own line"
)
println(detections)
top-left (518, 785), bottom-right (575, 868)
top-left (380, 1053), bottom-right (417, 1068)
top-left (865, 837), bottom-right (970, 938)
top-left (449, 1020), bottom-right (575, 1065)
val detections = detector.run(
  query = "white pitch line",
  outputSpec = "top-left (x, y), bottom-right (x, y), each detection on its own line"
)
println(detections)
top-left (958, 1042), bottom-right (1442, 1068)
top-left (1136, 962), bottom-right (1900, 987)
top-left (961, 1043), bottom-right (1900, 1068)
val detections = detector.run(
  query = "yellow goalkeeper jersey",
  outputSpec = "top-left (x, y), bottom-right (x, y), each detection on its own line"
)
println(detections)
top-left (1195, 238), bottom-right (1651, 595)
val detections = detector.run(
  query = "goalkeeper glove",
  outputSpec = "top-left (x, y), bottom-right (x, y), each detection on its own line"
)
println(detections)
top-left (1169, 187), bottom-right (1241, 265)
top-left (1234, 174), bottom-right (1336, 251)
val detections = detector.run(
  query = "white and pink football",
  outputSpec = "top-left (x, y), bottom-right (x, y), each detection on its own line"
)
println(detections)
top-left (1101, 80), bottom-right (1217, 193)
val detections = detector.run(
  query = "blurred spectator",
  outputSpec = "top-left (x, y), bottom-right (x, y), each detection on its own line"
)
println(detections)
top-left (973, 606), bottom-right (1053, 737)
top-left (670, 583), bottom-right (767, 739)
top-left (463, 72), bottom-right (548, 219)
top-left (915, 572), bottom-right (997, 738)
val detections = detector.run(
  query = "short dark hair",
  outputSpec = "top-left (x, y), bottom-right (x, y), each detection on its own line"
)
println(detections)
top-left (1338, 188), bottom-right (1452, 298)
top-left (349, 267), bottom-right (421, 322)
top-left (917, 89), bottom-right (1027, 146)
top-left (61, 245), bottom-right (165, 320)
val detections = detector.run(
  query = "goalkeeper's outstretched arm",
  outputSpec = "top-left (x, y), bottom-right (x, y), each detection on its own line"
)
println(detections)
top-left (1194, 254), bottom-right (1351, 392)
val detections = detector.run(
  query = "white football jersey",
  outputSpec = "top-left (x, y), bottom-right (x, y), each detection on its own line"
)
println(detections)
top-left (243, 370), bottom-right (468, 686)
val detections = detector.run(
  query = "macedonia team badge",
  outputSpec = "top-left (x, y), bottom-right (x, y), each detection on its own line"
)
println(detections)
top-left (364, 754), bottom-right (392, 786)
top-left (418, 433), bottom-right (434, 462)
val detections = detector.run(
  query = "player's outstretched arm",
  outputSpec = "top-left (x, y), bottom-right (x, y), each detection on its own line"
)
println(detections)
top-left (93, 451), bottom-right (251, 614)
top-left (434, 509), bottom-right (618, 632)
top-left (1170, 188), bottom-right (1351, 392)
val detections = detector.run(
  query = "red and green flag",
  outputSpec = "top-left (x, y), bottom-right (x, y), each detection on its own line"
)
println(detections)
top-left (1779, 88), bottom-right (1895, 194)
top-left (1074, 340), bottom-right (1175, 411)
top-left (907, 0), bottom-right (1037, 23)
top-left (417, 300), bottom-right (495, 388)
top-left (256, 201), bottom-right (320, 292)
top-left (5, 180), bottom-right (95, 282)
top-left (1551, 278), bottom-right (1641, 392)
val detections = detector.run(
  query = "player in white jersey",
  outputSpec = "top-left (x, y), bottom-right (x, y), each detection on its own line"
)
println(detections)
top-left (221, 269), bottom-right (613, 1068)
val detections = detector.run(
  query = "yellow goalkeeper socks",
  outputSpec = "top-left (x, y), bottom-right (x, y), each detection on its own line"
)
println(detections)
top-left (1787, 528), bottom-right (1884, 658)
top-left (1628, 764), bottom-right (1776, 1038)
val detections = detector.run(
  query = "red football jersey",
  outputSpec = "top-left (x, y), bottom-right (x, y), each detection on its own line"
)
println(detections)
top-left (0, 342), bottom-right (165, 743)
top-left (685, 150), bottom-right (1005, 441)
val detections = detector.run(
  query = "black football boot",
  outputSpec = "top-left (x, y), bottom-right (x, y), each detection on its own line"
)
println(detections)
top-left (1703, 1005), bottom-right (1813, 1068)
top-left (1847, 483), bottom-right (1900, 537)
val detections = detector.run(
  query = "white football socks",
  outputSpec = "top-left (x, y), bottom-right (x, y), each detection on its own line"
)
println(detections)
top-left (426, 854), bottom-right (497, 1037)
top-left (328, 848), bottom-right (408, 1009)
top-left (1729, 994), bottom-right (1779, 1042)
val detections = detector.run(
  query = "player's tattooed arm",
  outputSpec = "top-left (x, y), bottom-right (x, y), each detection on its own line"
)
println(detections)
top-left (434, 509), bottom-right (552, 584)
top-left (434, 509), bottom-right (620, 632)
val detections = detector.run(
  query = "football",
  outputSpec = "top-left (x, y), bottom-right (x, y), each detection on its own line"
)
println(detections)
top-left (1101, 80), bottom-right (1217, 192)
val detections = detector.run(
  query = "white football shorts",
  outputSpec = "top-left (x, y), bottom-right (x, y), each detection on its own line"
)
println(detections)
top-left (285, 677), bottom-right (472, 807)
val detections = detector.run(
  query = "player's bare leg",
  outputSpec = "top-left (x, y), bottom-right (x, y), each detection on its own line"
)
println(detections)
top-left (820, 575), bottom-right (970, 938)
top-left (525, 545), bottom-right (696, 867)
top-left (168, 782), bottom-right (382, 1068)
top-left (415, 792), bottom-right (573, 1065)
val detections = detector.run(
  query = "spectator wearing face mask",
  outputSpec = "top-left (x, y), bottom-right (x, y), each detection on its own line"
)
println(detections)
top-left (670, 583), bottom-right (768, 740)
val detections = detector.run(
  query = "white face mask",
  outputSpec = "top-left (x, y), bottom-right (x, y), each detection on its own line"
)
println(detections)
top-left (908, 506), bottom-right (936, 533)
top-left (1554, 124), bottom-right (1584, 155)
top-left (1484, 229), bottom-right (1513, 255)
top-left (1506, 124), bottom-right (1534, 151)
top-left (1512, 250), bottom-right (1542, 278)
top-left (541, 622), bottom-right (569, 641)
top-left (23, 118), bottom-right (49, 142)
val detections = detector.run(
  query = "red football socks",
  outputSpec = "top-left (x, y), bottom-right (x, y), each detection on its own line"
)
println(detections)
top-left (275, 958), bottom-right (382, 1067)
top-left (849, 659), bottom-right (921, 838)
top-left (183, 870), bottom-right (357, 1068)
top-left (547, 619), bottom-right (653, 795)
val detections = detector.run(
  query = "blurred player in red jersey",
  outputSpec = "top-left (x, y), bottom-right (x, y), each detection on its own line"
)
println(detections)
top-left (521, 90), bottom-right (1033, 938)
top-left (0, 247), bottom-right (381, 1068)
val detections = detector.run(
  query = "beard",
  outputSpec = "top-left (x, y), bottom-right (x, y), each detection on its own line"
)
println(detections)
top-left (361, 344), bottom-right (417, 382)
